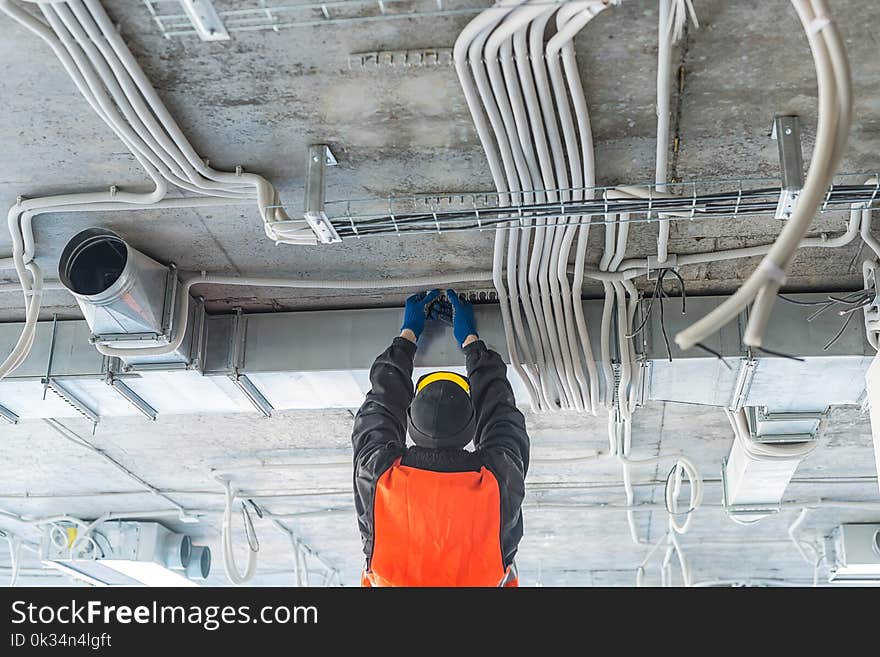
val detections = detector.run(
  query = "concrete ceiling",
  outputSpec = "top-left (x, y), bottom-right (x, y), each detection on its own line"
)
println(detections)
top-left (1, 0), bottom-right (880, 587)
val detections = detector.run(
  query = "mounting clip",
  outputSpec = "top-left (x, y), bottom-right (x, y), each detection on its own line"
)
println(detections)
top-left (304, 144), bottom-right (342, 244)
top-left (178, 0), bottom-right (230, 42)
top-left (771, 115), bottom-right (804, 220)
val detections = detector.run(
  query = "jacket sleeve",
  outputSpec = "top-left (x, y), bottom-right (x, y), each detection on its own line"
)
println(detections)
top-left (465, 339), bottom-right (529, 569)
top-left (351, 336), bottom-right (416, 566)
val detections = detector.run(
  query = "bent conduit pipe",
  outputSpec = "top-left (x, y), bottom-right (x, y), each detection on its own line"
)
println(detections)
top-left (92, 271), bottom-right (495, 359)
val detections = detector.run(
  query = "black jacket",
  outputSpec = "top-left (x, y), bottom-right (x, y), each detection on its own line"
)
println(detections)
top-left (352, 337), bottom-right (530, 573)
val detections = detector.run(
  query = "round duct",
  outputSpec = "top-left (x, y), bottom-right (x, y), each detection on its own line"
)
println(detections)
top-left (162, 533), bottom-right (192, 570)
top-left (186, 545), bottom-right (212, 580)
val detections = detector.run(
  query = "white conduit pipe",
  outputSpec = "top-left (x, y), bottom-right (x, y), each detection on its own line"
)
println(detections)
top-left (454, 1), bottom-right (542, 412)
top-left (484, 7), bottom-right (547, 407)
top-left (563, 23), bottom-right (601, 414)
top-left (530, 7), bottom-right (576, 408)
top-left (93, 271), bottom-right (494, 358)
top-left (499, 10), bottom-right (567, 410)
top-left (58, 1), bottom-right (254, 199)
top-left (726, 408), bottom-right (818, 462)
top-left (527, 8), bottom-right (574, 409)
top-left (221, 480), bottom-right (257, 585)
top-left (513, 18), bottom-right (564, 407)
top-left (0, 0), bottom-right (313, 377)
top-left (675, 0), bottom-right (852, 350)
top-left (655, 0), bottom-right (672, 265)
top-left (547, 2), bottom-right (607, 412)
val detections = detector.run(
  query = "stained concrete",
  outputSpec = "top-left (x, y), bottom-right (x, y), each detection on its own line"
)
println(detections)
top-left (1, 1), bottom-right (880, 586)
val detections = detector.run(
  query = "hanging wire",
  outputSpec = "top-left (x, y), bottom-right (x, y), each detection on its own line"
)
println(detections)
top-left (627, 269), bottom-right (687, 362)
top-left (693, 341), bottom-right (732, 371)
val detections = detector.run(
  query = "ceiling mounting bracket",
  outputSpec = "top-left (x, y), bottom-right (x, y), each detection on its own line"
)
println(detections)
top-left (304, 144), bottom-right (342, 244)
top-left (0, 402), bottom-right (18, 425)
top-left (771, 115), bottom-right (805, 220)
top-left (177, 0), bottom-right (230, 41)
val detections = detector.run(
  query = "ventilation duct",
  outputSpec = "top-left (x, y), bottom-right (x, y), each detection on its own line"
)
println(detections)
top-left (58, 227), bottom-right (199, 366)
top-left (186, 545), bottom-right (212, 581)
top-left (41, 521), bottom-right (201, 587)
top-left (722, 408), bottom-right (819, 523)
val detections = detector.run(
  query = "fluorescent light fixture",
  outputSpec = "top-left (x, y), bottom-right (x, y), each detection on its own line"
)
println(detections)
top-left (41, 521), bottom-right (208, 587)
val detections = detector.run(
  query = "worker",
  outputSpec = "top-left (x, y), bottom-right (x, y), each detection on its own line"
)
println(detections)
top-left (352, 288), bottom-right (530, 587)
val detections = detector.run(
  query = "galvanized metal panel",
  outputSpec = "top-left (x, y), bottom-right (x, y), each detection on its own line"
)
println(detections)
top-left (119, 371), bottom-right (255, 415)
top-left (0, 321), bottom-right (103, 380)
top-left (743, 356), bottom-right (872, 412)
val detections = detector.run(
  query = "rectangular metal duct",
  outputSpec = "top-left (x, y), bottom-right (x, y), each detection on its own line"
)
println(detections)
top-left (0, 293), bottom-right (872, 421)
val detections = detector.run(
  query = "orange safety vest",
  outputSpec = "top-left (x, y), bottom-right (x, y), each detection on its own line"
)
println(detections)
top-left (361, 458), bottom-right (518, 587)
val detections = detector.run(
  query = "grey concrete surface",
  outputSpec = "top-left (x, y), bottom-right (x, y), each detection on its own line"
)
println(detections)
top-left (1, 0), bottom-right (880, 586)
top-left (1, 402), bottom-right (877, 587)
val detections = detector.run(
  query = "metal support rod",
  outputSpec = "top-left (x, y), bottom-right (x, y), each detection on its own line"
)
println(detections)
top-left (304, 144), bottom-right (342, 244)
top-left (42, 314), bottom-right (58, 401)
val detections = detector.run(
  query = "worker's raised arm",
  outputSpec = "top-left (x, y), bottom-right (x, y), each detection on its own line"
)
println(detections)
top-left (351, 290), bottom-right (439, 564)
top-left (351, 290), bottom-right (440, 464)
top-left (464, 339), bottom-right (530, 472)
top-left (447, 290), bottom-right (529, 572)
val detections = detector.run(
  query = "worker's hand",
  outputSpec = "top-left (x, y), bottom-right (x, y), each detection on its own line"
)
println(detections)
top-left (446, 289), bottom-right (478, 348)
top-left (400, 289), bottom-right (441, 343)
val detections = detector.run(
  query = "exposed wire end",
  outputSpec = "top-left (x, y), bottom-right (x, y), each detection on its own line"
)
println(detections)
top-left (694, 341), bottom-right (732, 371)
top-left (755, 346), bottom-right (806, 362)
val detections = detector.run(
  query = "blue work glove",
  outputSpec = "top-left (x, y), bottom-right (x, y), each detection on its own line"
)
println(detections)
top-left (446, 289), bottom-right (478, 347)
top-left (401, 289), bottom-right (441, 340)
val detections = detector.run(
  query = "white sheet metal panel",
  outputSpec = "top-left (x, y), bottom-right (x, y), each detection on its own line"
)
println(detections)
top-left (51, 378), bottom-right (141, 417)
top-left (743, 356), bottom-right (872, 412)
top-left (120, 371), bottom-right (254, 415)
top-left (0, 380), bottom-right (91, 419)
top-left (864, 353), bottom-right (880, 496)
top-left (725, 438), bottom-right (803, 513)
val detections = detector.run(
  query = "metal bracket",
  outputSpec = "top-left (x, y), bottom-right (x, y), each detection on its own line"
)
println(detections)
top-left (107, 376), bottom-right (158, 421)
top-left (348, 48), bottom-right (454, 69)
top-left (230, 374), bottom-right (274, 418)
top-left (304, 144), bottom-right (342, 244)
top-left (645, 254), bottom-right (679, 280)
top-left (0, 402), bottom-right (19, 425)
top-left (178, 0), bottom-right (231, 41)
top-left (226, 308), bottom-right (273, 417)
top-left (863, 260), bottom-right (880, 339)
top-left (772, 115), bottom-right (804, 219)
top-left (42, 378), bottom-right (99, 427)
top-left (747, 406), bottom-right (825, 444)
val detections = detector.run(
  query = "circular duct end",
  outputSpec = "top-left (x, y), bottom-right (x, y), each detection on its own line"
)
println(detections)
top-left (58, 227), bottom-right (128, 297)
top-left (163, 533), bottom-right (192, 570)
top-left (186, 546), bottom-right (211, 580)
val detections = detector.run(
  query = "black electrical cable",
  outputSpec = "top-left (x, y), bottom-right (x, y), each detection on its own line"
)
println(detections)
top-left (658, 283), bottom-right (672, 362)
top-left (694, 341), bottom-right (733, 371)
top-left (755, 346), bottom-right (806, 362)
top-left (823, 310), bottom-right (856, 351)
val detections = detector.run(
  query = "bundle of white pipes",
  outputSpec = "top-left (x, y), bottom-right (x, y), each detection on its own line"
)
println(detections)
top-left (454, 0), bottom-right (705, 585)
top-left (0, 0), bottom-right (316, 379)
